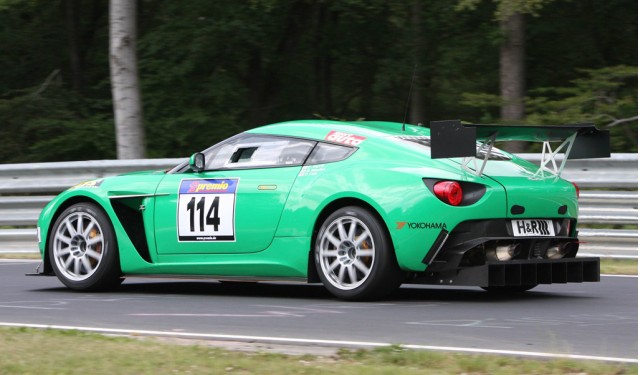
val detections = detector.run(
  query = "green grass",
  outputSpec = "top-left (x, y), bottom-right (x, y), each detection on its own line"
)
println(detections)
top-left (0, 328), bottom-right (635, 375)
top-left (0, 253), bottom-right (41, 260)
top-left (600, 258), bottom-right (637, 275)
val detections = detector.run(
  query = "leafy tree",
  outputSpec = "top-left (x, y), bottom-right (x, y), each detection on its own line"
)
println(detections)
top-left (457, 0), bottom-right (637, 152)
top-left (462, 65), bottom-right (638, 151)
top-left (457, 0), bottom-right (556, 151)
top-left (0, 0), bottom-right (636, 163)
top-left (0, 0), bottom-right (113, 163)
top-left (0, 80), bottom-right (115, 163)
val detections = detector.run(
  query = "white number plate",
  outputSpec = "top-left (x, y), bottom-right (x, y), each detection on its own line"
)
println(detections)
top-left (511, 219), bottom-right (555, 237)
top-left (177, 179), bottom-right (238, 242)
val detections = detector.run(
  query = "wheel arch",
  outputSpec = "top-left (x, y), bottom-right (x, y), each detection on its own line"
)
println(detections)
top-left (307, 197), bottom-right (397, 283)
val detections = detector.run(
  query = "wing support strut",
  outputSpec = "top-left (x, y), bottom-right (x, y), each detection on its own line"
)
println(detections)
top-left (535, 133), bottom-right (577, 178)
top-left (460, 132), bottom-right (497, 177)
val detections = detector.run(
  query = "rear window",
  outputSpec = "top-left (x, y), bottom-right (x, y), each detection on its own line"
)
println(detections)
top-left (306, 143), bottom-right (356, 165)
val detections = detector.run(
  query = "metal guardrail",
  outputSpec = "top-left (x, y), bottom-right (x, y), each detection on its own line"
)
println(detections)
top-left (514, 154), bottom-right (638, 258)
top-left (518, 153), bottom-right (639, 189)
top-left (0, 158), bottom-right (182, 194)
top-left (0, 155), bottom-right (637, 258)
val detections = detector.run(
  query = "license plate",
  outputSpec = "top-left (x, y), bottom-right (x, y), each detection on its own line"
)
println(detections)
top-left (511, 219), bottom-right (555, 237)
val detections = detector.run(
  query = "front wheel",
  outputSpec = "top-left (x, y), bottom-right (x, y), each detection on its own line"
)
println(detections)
top-left (314, 206), bottom-right (402, 301)
top-left (49, 202), bottom-right (122, 291)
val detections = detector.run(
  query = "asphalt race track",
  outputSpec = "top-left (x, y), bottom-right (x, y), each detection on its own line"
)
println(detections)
top-left (1, 260), bottom-right (637, 362)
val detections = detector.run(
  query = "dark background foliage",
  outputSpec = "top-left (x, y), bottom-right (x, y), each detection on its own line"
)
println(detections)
top-left (0, 0), bottom-right (636, 162)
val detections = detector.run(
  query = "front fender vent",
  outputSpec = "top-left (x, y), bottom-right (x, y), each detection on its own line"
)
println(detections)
top-left (111, 199), bottom-right (152, 263)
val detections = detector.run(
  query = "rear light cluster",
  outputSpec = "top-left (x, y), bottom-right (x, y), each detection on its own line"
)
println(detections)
top-left (571, 182), bottom-right (580, 198)
top-left (433, 181), bottom-right (463, 206)
top-left (423, 178), bottom-right (487, 207)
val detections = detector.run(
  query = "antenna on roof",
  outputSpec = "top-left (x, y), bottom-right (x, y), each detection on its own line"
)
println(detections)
top-left (401, 64), bottom-right (418, 132)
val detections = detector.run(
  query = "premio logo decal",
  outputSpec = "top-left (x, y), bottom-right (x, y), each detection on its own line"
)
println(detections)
top-left (182, 179), bottom-right (235, 194)
top-left (397, 221), bottom-right (447, 230)
top-left (325, 130), bottom-right (366, 146)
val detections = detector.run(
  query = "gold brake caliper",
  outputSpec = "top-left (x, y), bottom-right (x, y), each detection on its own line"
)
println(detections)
top-left (88, 228), bottom-right (102, 266)
top-left (358, 230), bottom-right (373, 267)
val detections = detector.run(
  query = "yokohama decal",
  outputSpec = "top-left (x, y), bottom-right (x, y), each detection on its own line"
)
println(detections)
top-left (325, 131), bottom-right (366, 146)
top-left (397, 221), bottom-right (447, 230)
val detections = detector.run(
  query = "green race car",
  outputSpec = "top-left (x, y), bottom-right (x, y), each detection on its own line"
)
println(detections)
top-left (35, 120), bottom-right (609, 300)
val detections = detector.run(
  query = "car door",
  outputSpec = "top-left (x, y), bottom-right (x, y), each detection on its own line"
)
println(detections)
top-left (154, 134), bottom-right (316, 254)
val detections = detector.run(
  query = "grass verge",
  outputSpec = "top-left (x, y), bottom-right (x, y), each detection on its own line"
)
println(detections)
top-left (600, 258), bottom-right (638, 275)
top-left (0, 253), bottom-right (41, 260)
top-left (0, 327), bottom-right (636, 375)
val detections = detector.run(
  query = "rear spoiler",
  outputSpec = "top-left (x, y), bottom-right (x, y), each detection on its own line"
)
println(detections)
top-left (429, 120), bottom-right (610, 177)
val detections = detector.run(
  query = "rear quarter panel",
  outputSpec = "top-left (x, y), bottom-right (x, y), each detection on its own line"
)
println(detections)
top-left (277, 139), bottom-right (509, 272)
top-left (480, 157), bottom-right (578, 218)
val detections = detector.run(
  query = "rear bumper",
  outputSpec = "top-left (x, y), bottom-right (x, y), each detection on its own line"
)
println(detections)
top-left (418, 257), bottom-right (599, 287)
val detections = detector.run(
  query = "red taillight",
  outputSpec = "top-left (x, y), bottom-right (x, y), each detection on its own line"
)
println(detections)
top-left (571, 182), bottom-right (580, 198)
top-left (433, 181), bottom-right (463, 206)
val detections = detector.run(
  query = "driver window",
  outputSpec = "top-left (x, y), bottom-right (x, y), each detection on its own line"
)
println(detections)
top-left (203, 134), bottom-right (315, 170)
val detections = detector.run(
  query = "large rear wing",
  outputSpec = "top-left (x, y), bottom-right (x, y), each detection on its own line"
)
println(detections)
top-left (429, 120), bottom-right (610, 178)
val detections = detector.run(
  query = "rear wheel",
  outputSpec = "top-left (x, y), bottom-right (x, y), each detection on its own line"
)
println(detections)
top-left (49, 202), bottom-right (122, 291)
top-left (314, 206), bottom-right (402, 301)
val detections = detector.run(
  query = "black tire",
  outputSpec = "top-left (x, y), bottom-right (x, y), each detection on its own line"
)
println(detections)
top-left (481, 285), bottom-right (537, 294)
top-left (48, 202), bottom-right (122, 291)
top-left (314, 206), bottom-right (402, 301)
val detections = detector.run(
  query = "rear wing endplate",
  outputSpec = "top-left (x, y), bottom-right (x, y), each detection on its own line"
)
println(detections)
top-left (429, 120), bottom-right (610, 177)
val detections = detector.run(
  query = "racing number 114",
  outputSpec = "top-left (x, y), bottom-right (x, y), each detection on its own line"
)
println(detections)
top-left (185, 196), bottom-right (220, 232)
top-left (177, 178), bottom-right (237, 242)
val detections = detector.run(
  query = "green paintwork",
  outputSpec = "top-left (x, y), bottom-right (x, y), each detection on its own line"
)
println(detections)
top-left (37, 120), bottom-right (582, 280)
top-left (154, 166), bottom-right (301, 255)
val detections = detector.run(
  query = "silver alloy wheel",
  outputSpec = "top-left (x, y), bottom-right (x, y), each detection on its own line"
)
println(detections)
top-left (317, 215), bottom-right (375, 290)
top-left (52, 211), bottom-right (105, 281)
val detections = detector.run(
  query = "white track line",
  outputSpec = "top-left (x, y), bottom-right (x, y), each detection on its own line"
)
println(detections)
top-left (0, 322), bottom-right (635, 363)
top-left (602, 274), bottom-right (638, 278)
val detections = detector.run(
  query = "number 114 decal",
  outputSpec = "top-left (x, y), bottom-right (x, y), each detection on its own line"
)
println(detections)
top-left (177, 179), bottom-right (238, 242)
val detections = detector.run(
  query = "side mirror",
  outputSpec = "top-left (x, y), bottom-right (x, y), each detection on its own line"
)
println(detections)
top-left (189, 152), bottom-right (205, 173)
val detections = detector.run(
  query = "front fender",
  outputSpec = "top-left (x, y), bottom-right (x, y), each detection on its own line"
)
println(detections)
top-left (37, 188), bottom-right (108, 257)
top-left (37, 173), bottom-right (166, 270)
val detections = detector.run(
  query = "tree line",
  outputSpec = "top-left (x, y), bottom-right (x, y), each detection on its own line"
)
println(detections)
top-left (0, 0), bottom-right (636, 163)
